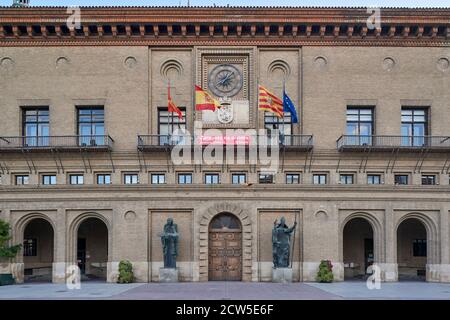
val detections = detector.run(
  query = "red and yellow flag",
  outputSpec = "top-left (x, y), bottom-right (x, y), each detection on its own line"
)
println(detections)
top-left (195, 85), bottom-right (221, 111)
top-left (258, 85), bottom-right (284, 118)
top-left (168, 84), bottom-right (183, 119)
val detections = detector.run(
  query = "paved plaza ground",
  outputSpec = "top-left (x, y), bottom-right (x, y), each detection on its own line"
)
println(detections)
top-left (1, 281), bottom-right (450, 300)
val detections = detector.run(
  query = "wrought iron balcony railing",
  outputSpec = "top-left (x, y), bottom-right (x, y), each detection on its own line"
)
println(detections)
top-left (0, 135), bottom-right (114, 152)
top-left (138, 134), bottom-right (314, 151)
top-left (337, 135), bottom-right (450, 152)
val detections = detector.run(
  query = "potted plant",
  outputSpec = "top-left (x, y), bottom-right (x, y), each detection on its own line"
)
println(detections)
top-left (316, 260), bottom-right (334, 283)
top-left (117, 260), bottom-right (134, 284)
top-left (0, 219), bottom-right (22, 286)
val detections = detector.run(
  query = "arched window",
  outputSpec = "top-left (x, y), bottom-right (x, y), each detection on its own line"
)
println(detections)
top-left (209, 213), bottom-right (241, 230)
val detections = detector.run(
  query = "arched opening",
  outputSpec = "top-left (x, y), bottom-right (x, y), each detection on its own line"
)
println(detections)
top-left (208, 212), bottom-right (242, 281)
top-left (23, 218), bottom-right (54, 283)
top-left (343, 218), bottom-right (374, 280)
top-left (77, 217), bottom-right (108, 281)
top-left (397, 218), bottom-right (427, 281)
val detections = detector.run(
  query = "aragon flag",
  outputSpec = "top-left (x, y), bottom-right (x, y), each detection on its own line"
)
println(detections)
top-left (168, 84), bottom-right (183, 119)
top-left (195, 85), bottom-right (221, 111)
top-left (258, 85), bottom-right (284, 118)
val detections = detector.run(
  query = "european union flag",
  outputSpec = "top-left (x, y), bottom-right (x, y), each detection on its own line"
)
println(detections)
top-left (283, 91), bottom-right (299, 124)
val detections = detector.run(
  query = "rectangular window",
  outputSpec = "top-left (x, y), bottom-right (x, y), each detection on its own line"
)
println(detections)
top-left (346, 107), bottom-right (374, 145)
top-left (413, 239), bottom-right (427, 257)
top-left (96, 173), bottom-right (111, 185)
top-left (23, 238), bottom-right (37, 257)
top-left (42, 174), bottom-right (56, 185)
top-left (401, 108), bottom-right (428, 146)
top-left (286, 173), bottom-right (300, 184)
top-left (367, 174), bottom-right (381, 185)
top-left (22, 107), bottom-right (50, 147)
top-left (258, 173), bottom-right (274, 184)
top-left (158, 107), bottom-right (187, 145)
top-left (395, 174), bottom-right (409, 185)
top-left (264, 112), bottom-right (292, 145)
top-left (151, 174), bottom-right (166, 184)
top-left (205, 173), bottom-right (220, 185)
top-left (77, 107), bottom-right (105, 146)
top-left (15, 175), bottom-right (29, 185)
top-left (124, 173), bottom-right (139, 185)
top-left (421, 175), bottom-right (436, 185)
top-left (69, 174), bottom-right (84, 185)
top-left (340, 174), bottom-right (354, 185)
top-left (313, 174), bottom-right (327, 185)
top-left (178, 173), bottom-right (192, 184)
top-left (232, 173), bottom-right (247, 184)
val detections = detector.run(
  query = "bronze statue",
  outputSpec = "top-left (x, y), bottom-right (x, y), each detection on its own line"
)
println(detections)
top-left (272, 217), bottom-right (297, 268)
top-left (161, 218), bottom-right (179, 268)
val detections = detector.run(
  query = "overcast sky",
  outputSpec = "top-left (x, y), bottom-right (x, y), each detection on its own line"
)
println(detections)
top-left (2, 0), bottom-right (450, 7)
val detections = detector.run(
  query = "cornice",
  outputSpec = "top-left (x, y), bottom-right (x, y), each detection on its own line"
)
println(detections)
top-left (0, 7), bottom-right (448, 47)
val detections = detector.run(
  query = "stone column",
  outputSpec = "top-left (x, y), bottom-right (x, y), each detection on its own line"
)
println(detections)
top-left (438, 206), bottom-right (450, 282)
top-left (53, 208), bottom-right (67, 283)
top-left (379, 207), bottom-right (398, 281)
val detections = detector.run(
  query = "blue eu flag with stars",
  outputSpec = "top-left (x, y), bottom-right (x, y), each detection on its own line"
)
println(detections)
top-left (283, 91), bottom-right (299, 124)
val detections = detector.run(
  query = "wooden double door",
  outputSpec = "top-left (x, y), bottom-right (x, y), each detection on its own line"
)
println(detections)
top-left (208, 230), bottom-right (242, 281)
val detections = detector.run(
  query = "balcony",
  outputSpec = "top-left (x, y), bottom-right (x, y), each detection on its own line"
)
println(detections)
top-left (278, 134), bottom-right (314, 151)
top-left (138, 134), bottom-right (314, 152)
top-left (138, 134), bottom-right (192, 151)
top-left (0, 135), bottom-right (114, 152)
top-left (337, 135), bottom-right (450, 152)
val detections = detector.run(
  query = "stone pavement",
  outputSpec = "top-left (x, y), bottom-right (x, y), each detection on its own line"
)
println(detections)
top-left (308, 281), bottom-right (450, 300)
top-left (0, 281), bottom-right (449, 300)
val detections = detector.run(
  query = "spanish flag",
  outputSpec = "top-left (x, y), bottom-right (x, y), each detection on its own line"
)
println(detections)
top-left (258, 85), bottom-right (284, 118)
top-left (168, 84), bottom-right (183, 119)
top-left (195, 85), bottom-right (221, 111)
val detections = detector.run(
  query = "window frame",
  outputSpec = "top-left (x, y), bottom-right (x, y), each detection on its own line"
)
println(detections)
top-left (157, 107), bottom-right (187, 145)
top-left (258, 173), bottom-right (274, 184)
top-left (264, 112), bottom-right (292, 137)
top-left (231, 173), bottom-right (247, 184)
top-left (286, 173), bottom-right (300, 184)
top-left (23, 238), bottom-right (37, 257)
top-left (339, 174), bottom-right (354, 185)
top-left (177, 173), bottom-right (193, 184)
top-left (15, 174), bottom-right (29, 185)
top-left (205, 173), bottom-right (220, 185)
top-left (22, 106), bottom-right (50, 147)
top-left (313, 173), bottom-right (327, 185)
top-left (151, 173), bottom-right (166, 185)
top-left (346, 106), bottom-right (374, 135)
top-left (367, 174), bottom-right (382, 185)
top-left (421, 174), bottom-right (436, 185)
top-left (41, 174), bottom-right (56, 185)
top-left (123, 173), bottom-right (139, 185)
top-left (401, 107), bottom-right (429, 146)
top-left (394, 174), bottom-right (409, 185)
top-left (69, 174), bottom-right (84, 185)
top-left (96, 173), bottom-right (112, 185)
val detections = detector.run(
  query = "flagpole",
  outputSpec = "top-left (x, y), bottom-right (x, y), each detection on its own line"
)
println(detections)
top-left (169, 79), bottom-right (174, 144)
top-left (282, 79), bottom-right (286, 145)
top-left (290, 213), bottom-right (297, 269)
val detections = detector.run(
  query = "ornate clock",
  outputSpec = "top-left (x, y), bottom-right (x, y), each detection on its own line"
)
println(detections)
top-left (208, 64), bottom-right (243, 98)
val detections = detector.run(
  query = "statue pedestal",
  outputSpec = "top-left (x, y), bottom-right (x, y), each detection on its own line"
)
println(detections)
top-left (272, 268), bottom-right (293, 283)
top-left (159, 268), bottom-right (179, 283)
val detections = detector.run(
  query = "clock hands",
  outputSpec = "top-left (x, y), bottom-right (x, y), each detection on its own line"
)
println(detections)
top-left (216, 71), bottom-right (235, 88)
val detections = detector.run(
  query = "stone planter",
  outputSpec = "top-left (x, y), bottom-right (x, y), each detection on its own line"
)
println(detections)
top-left (0, 262), bottom-right (15, 286)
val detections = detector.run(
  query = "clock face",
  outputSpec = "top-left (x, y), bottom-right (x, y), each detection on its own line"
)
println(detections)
top-left (208, 64), bottom-right (243, 97)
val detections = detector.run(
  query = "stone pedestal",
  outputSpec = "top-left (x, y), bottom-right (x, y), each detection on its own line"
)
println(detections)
top-left (272, 268), bottom-right (292, 283)
top-left (159, 268), bottom-right (179, 283)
